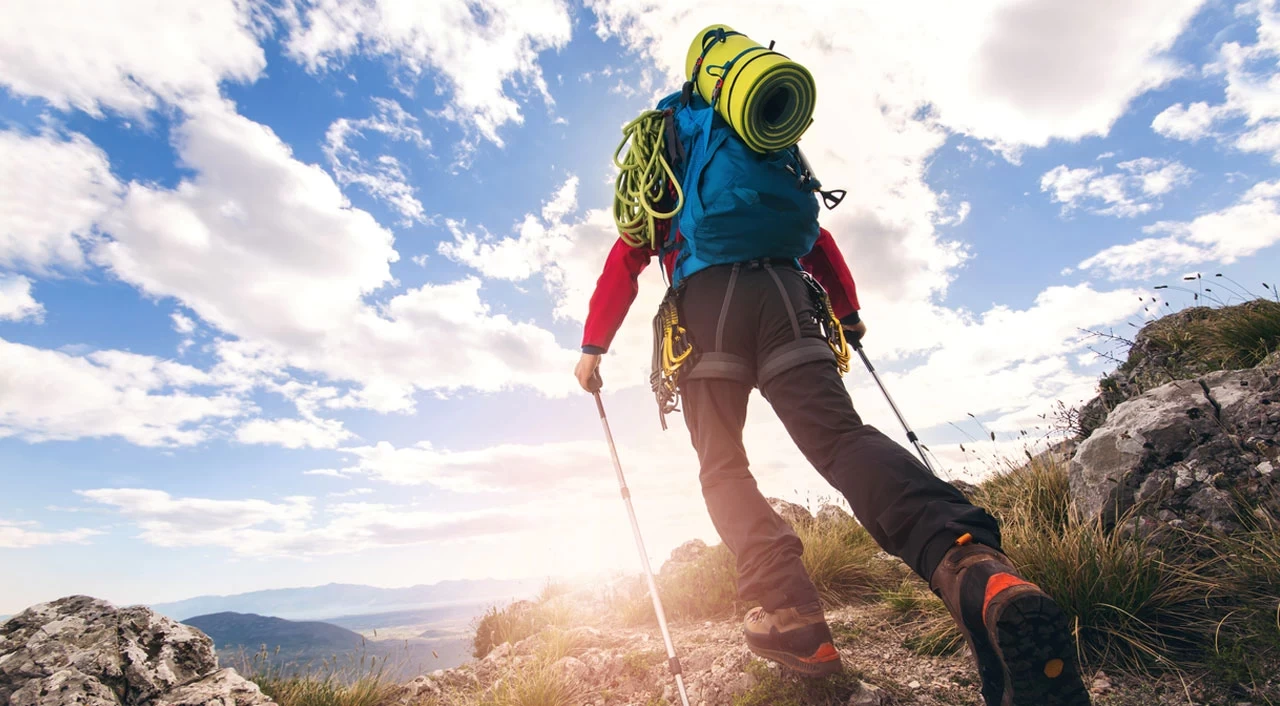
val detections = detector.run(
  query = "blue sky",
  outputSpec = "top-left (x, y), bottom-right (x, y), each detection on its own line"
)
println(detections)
top-left (1, 0), bottom-right (1278, 615)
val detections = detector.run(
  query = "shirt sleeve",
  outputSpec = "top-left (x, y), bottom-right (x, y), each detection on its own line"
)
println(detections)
top-left (799, 227), bottom-right (861, 324)
top-left (581, 237), bottom-right (656, 353)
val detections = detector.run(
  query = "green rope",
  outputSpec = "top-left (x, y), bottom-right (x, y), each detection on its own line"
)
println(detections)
top-left (613, 110), bottom-right (684, 250)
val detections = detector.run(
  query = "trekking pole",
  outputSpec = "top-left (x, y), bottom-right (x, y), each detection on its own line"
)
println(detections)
top-left (592, 391), bottom-right (691, 706)
top-left (851, 342), bottom-right (938, 475)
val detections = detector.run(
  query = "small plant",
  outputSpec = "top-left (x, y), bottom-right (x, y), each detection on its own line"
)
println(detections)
top-left (537, 580), bottom-right (573, 604)
top-left (474, 660), bottom-right (593, 706)
top-left (473, 602), bottom-right (541, 659)
top-left (733, 659), bottom-right (869, 706)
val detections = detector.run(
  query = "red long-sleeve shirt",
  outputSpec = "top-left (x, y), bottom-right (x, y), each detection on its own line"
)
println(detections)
top-left (581, 227), bottom-right (861, 352)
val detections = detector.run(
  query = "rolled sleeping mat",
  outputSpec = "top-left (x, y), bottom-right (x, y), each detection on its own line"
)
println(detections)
top-left (685, 24), bottom-right (816, 153)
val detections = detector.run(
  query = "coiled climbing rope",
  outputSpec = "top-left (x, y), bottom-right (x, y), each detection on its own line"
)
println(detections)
top-left (613, 110), bottom-right (684, 250)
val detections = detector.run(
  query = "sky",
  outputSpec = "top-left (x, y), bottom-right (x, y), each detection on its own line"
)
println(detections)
top-left (1, 0), bottom-right (1278, 615)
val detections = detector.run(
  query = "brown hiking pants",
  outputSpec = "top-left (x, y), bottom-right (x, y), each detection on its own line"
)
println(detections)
top-left (676, 260), bottom-right (1001, 611)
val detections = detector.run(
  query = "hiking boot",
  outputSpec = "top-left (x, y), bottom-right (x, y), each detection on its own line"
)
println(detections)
top-left (930, 534), bottom-right (1091, 706)
top-left (742, 602), bottom-right (843, 677)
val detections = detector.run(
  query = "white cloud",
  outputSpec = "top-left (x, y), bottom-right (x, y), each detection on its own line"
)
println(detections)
top-left (90, 99), bottom-right (576, 410)
top-left (1040, 158), bottom-right (1192, 217)
top-left (235, 416), bottom-right (355, 449)
top-left (171, 312), bottom-right (197, 335)
top-left (589, 0), bottom-right (1203, 151)
top-left (0, 337), bottom-right (245, 446)
top-left (0, 130), bottom-right (121, 273)
top-left (282, 0), bottom-right (572, 145)
top-left (325, 439), bottom-right (611, 492)
top-left (0, 275), bottom-right (44, 322)
top-left (1153, 1), bottom-right (1280, 160)
top-left (78, 488), bottom-right (537, 556)
top-left (1080, 179), bottom-right (1280, 279)
top-left (1152, 101), bottom-right (1224, 141)
top-left (0, 0), bottom-right (265, 117)
top-left (0, 519), bottom-right (101, 548)
top-left (328, 487), bottom-right (374, 498)
top-left (325, 97), bottom-right (431, 224)
top-left (440, 176), bottom-right (579, 281)
top-left (848, 284), bottom-right (1149, 433)
top-left (100, 99), bottom-right (398, 348)
top-left (1122, 157), bottom-right (1195, 196)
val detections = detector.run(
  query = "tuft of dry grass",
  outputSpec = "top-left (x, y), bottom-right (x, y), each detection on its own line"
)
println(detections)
top-left (472, 596), bottom-right (582, 659)
top-left (242, 647), bottom-right (396, 706)
top-left (796, 513), bottom-right (899, 608)
top-left (613, 541), bottom-right (742, 626)
top-left (971, 453), bottom-right (1071, 532)
top-left (1144, 298), bottom-right (1280, 372)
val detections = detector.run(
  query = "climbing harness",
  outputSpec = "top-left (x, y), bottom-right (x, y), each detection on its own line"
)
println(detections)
top-left (613, 110), bottom-right (685, 250)
top-left (650, 287), bottom-right (693, 429)
top-left (802, 271), bottom-right (852, 375)
top-left (685, 25), bottom-right (816, 154)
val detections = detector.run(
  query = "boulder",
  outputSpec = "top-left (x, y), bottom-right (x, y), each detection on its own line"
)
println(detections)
top-left (1069, 365), bottom-right (1280, 538)
top-left (817, 504), bottom-right (853, 526)
top-left (766, 498), bottom-right (813, 529)
top-left (667, 539), bottom-right (709, 564)
top-left (0, 595), bottom-right (274, 706)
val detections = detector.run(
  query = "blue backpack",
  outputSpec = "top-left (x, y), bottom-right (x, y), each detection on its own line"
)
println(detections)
top-left (657, 90), bottom-right (828, 286)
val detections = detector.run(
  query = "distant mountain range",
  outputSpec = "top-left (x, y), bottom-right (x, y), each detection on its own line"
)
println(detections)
top-left (185, 612), bottom-right (368, 654)
top-left (183, 611), bottom-right (448, 679)
top-left (153, 578), bottom-right (543, 621)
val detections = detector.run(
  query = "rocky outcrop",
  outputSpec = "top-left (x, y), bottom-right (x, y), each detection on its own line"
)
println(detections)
top-left (0, 595), bottom-right (274, 706)
top-left (1069, 364), bottom-right (1280, 538)
top-left (816, 503), bottom-right (852, 525)
top-left (1077, 301), bottom-right (1280, 439)
top-left (767, 497), bottom-right (813, 528)
top-left (666, 539), bottom-right (709, 565)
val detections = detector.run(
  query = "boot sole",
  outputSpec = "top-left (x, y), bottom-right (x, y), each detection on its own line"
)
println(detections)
top-left (989, 591), bottom-right (1091, 705)
top-left (745, 641), bottom-right (844, 678)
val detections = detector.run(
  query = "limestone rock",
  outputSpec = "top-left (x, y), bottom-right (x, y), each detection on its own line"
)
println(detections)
top-left (817, 504), bottom-right (853, 525)
top-left (766, 498), bottom-right (813, 529)
top-left (0, 595), bottom-right (274, 706)
top-left (667, 539), bottom-right (709, 564)
top-left (1069, 366), bottom-right (1280, 537)
top-left (847, 680), bottom-right (888, 705)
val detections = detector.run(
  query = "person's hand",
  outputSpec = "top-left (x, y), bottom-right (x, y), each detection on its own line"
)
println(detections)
top-left (575, 352), bottom-right (603, 392)
top-left (843, 320), bottom-right (867, 344)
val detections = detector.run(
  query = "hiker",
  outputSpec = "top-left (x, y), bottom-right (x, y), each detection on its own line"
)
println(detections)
top-left (573, 92), bottom-right (1090, 706)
